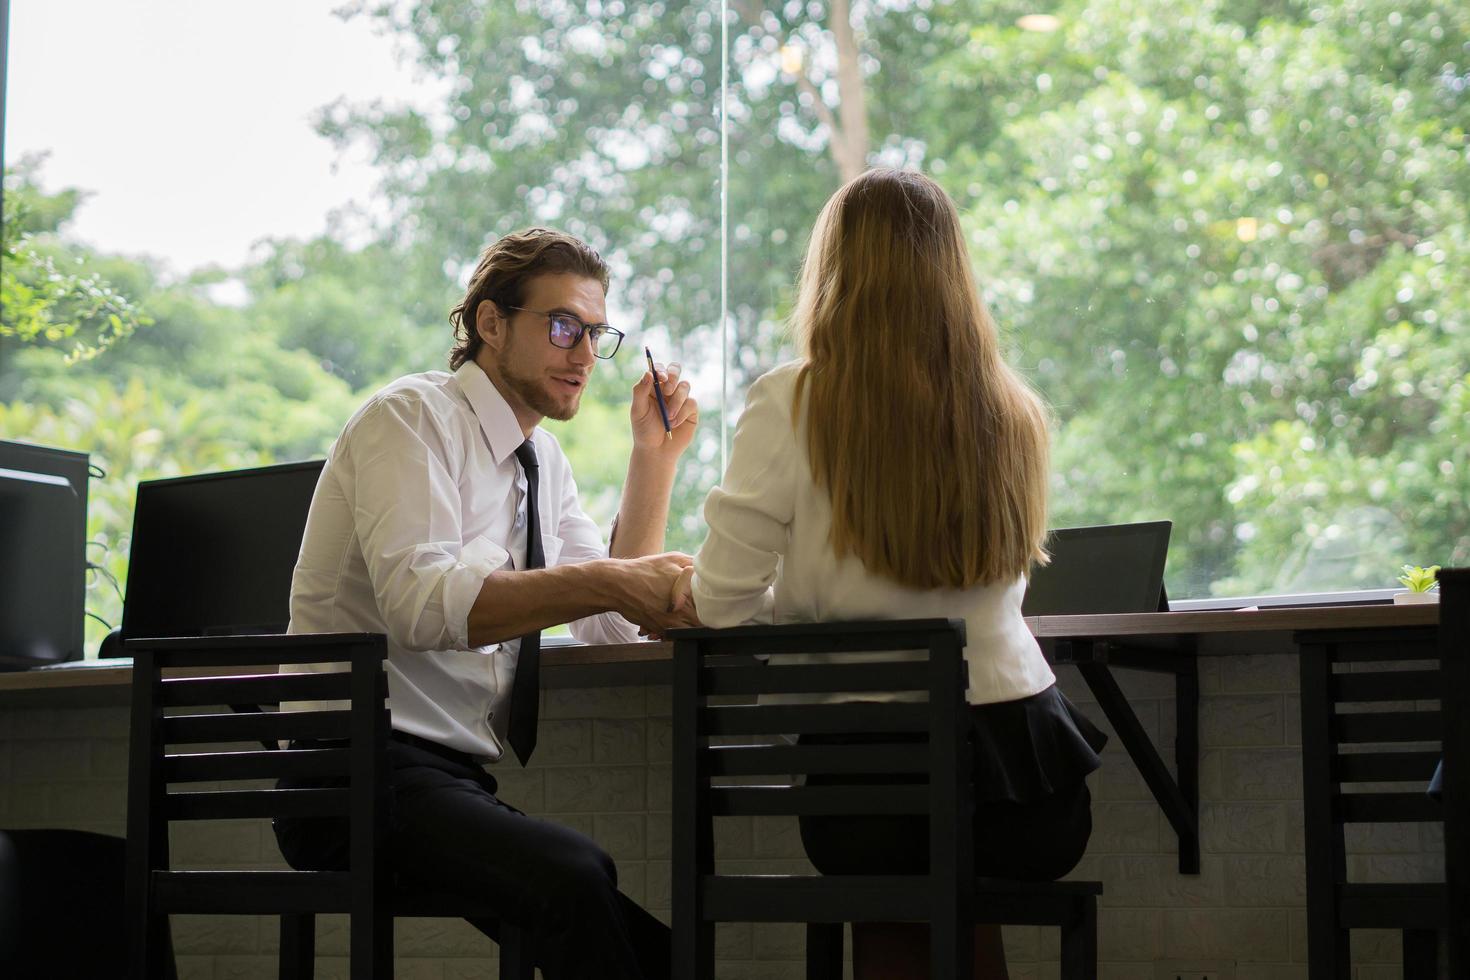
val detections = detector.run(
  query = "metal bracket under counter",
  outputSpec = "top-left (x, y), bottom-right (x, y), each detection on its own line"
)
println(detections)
top-left (1051, 637), bottom-right (1201, 875)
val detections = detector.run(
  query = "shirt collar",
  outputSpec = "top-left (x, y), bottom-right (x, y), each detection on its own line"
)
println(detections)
top-left (452, 361), bottom-right (530, 465)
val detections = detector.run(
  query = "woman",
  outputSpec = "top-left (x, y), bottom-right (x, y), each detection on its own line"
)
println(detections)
top-left (680, 169), bottom-right (1106, 979)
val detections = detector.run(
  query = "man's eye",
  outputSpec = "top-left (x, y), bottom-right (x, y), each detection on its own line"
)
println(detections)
top-left (551, 317), bottom-right (581, 336)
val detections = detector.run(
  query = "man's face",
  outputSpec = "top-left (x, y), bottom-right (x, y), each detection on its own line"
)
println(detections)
top-left (477, 273), bottom-right (606, 427)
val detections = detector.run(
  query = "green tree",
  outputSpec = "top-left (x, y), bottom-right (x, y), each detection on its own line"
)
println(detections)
top-left (241, 235), bottom-right (456, 389)
top-left (950, 0), bottom-right (1470, 589)
top-left (1, 156), bottom-right (151, 363)
top-left (1, 164), bottom-right (361, 649)
top-left (7, 0), bottom-right (1467, 600)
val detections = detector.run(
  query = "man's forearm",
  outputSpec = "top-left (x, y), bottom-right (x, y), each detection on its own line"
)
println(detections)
top-left (466, 560), bottom-right (627, 647)
top-left (610, 446), bottom-right (677, 558)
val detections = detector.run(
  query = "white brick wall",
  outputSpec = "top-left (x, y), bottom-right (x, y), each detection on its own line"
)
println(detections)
top-left (0, 660), bottom-right (1446, 978)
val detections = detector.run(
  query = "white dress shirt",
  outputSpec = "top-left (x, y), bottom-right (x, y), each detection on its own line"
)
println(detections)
top-left (286, 361), bottom-right (640, 760)
top-left (691, 360), bottom-right (1055, 706)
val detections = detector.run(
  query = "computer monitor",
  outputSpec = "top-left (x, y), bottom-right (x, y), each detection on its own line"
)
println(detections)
top-left (0, 440), bottom-right (90, 666)
top-left (1022, 520), bottom-right (1172, 617)
top-left (0, 468), bottom-right (84, 668)
top-left (0, 440), bottom-right (91, 510)
top-left (120, 461), bottom-right (324, 640)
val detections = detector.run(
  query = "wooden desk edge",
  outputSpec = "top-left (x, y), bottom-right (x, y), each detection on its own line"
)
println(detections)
top-left (0, 640), bottom-right (676, 696)
top-left (1025, 603), bottom-right (1439, 638)
top-left (1, 604), bottom-right (1439, 698)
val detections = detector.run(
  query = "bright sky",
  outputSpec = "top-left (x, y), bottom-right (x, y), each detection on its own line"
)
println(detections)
top-left (5, 0), bottom-right (427, 275)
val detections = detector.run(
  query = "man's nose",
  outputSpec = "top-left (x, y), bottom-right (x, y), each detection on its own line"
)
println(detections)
top-left (570, 332), bottom-right (597, 367)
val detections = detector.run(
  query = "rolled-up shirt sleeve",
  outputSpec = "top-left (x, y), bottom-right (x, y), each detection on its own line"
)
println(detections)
top-left (347, 396), bottom-right (507, 652)
top-left (545, 446), bottom-right (643, 644)
top-left (692, 369), bottom-right (798, 627)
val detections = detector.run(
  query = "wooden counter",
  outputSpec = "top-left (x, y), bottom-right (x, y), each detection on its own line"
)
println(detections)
top-left (1, 603), bottom-right (1439, 706)
top-left (0, 640), bottom-right (677, 706)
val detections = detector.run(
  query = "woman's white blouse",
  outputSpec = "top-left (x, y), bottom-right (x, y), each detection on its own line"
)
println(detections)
top-left (690, 360), bottom-right (1055, 706)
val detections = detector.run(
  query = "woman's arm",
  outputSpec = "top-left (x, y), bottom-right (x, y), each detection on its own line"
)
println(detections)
top-left (690, 367), bottom-right (801, 627)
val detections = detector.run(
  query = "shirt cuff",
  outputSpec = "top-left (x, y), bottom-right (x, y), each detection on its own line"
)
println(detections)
top-left (690, 571), bottom-right (776, 628)
top-left (571, 610), bottom-right (643, 645)
top-left (443, 535), bottom-right (513, 649)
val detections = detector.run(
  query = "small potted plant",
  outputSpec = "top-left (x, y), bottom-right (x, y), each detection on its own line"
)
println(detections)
top-left (1393, 564), bottom-right (1440, 604)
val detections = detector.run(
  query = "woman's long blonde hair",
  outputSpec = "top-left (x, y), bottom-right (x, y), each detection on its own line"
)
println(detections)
top-left (792, 169), bottom-right (1051, 589)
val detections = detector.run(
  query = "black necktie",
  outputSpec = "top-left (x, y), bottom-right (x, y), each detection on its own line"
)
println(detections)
top-left (507, 440), bottom-right (543, 765)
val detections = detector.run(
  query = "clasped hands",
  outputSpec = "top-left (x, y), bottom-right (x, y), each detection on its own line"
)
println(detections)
top-left (624, 554), bottom-right (700, 639)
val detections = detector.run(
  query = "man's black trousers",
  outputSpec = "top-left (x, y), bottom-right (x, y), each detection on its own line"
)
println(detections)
top-left (274, 736), bottom-right (670, 980)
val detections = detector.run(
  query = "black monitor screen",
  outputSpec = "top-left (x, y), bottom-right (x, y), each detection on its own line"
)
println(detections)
top-left (0, 469), bottom-right (83, 667)
top-left (1022, 520), bottom-right (1172, 617)
top-left (0, 440), bottom-right (89, 666)
top-left (121, 461), bottom-right (324, 639)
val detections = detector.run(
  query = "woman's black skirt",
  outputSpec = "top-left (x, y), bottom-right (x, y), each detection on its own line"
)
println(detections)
top-left (798, 683), bottom-right (1107, 881)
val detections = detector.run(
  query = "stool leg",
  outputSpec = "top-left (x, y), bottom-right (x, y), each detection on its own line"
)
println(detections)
top-left (279, 913), bottom-right (315, 980)
top-left (1402, 929), bottom-right (1438, 980)
top-left (1059, 898), bottom-right (1098, 980)
top-left (806, 922), bottom-right (843, 980)
top-left (675, 920), bottom-right (715, 980)
top-left (499, 922), bottom-right (534, 980)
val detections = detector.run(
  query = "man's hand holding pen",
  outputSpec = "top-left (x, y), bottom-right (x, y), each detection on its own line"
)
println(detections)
top-left (631, 355), bottom-right (697, 455)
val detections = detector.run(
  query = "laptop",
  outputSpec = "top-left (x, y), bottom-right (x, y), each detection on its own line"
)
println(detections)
top-left (120, 461), bottom-right (325, 641)
top-left (1022, 520), bottom-right (1172, 617)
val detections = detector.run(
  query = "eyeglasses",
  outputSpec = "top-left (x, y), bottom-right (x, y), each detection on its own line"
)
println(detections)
top-left (506, 306), bottom-right (625, 359)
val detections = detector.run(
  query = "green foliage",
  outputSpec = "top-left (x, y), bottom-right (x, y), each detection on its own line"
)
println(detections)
top-left (1397, 564), bottom-right (1440, 592)
top-left (241, 236), bottom-right (455, 388)
top-left (0, 381), bottom-right (274, 646)
top-left (947, 0), bottom-right (1470, 591)
top-left (4, 0), bottom-right (1467, 613)
top-left (1, 165), bottom-right (362, 650)
top-left (310, 0), bottom-right (1466, 595)
top-left (1, 156), bottom-right (152, 363)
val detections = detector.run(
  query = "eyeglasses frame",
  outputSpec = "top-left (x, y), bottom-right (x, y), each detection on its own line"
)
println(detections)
top-left (504, 305), bottom-right (625, 359)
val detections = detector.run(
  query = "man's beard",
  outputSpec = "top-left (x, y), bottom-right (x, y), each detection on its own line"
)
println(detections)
top-left (498, 353), bottom-right (581, 422)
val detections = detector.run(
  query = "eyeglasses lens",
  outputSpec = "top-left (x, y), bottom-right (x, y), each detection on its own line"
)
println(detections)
top-left (548, 316), bottom-right (582, 349)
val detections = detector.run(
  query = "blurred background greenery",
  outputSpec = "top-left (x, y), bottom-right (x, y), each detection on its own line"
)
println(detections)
top-left (3, 0), bottom-right (1467, 653)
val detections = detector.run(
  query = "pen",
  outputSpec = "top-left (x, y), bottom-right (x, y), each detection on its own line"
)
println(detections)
top-left (645, 347), bottom-right (673, 439)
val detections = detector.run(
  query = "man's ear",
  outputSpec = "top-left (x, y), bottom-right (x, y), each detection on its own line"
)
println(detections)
top-left (475, 299), bottom-right (508, 350)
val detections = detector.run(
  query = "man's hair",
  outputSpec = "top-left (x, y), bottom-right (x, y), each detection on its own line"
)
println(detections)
top-left (448, 228), bottom-right (611, 370)
top-left (792, 168), bottom-right (1053, 589)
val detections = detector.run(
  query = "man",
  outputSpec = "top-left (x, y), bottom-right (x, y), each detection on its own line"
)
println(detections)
top-left (274, 228), bottom-right (697, 979)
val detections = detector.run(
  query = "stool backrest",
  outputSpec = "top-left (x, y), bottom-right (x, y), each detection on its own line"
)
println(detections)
top-left (1299, 621), bottom-right (1443, 885)
top-left (1437, 568), bottom-right (1469, 974)
top-left (125, 633), bottom-right (388, 892)
top-left (671, 619), bottom-right (970, 878)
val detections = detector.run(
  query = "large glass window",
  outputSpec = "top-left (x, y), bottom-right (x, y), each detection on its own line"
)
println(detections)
top-left (4, 0), bottom-right (1467, 654)
top-left (720, 0), bottom-right (1469, 598)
